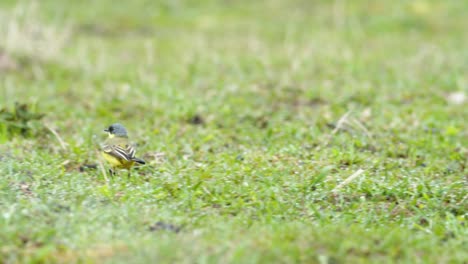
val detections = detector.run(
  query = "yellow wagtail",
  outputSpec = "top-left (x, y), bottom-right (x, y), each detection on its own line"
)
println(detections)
top-left (101, 123), bottom-right (145, 177)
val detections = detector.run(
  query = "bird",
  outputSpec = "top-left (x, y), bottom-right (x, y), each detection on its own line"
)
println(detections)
top-left (101, 123), bottom-right (145, 177)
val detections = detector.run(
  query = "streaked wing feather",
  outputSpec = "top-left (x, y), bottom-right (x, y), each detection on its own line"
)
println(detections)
top-left (102, 144), bottom-right (132, 161)
top-left (126, 144), bottom-right (136, 158)
top-left (113, 146), bottom-right (131, 160)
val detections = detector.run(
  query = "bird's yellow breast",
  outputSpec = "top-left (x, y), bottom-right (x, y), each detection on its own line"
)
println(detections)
top-left (101, 151), bottom-right (135, 169)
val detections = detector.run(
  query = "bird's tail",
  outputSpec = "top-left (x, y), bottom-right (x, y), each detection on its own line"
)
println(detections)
top-left (132, 157), bottom-right (146, 165)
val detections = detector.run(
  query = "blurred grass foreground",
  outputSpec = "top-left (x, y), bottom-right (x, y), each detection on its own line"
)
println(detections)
top-left (0, 1), bottom-right (467, 263)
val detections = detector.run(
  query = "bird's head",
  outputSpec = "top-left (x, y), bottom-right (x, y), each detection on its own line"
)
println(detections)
top-left (104, 123), bottom-right (128, 138)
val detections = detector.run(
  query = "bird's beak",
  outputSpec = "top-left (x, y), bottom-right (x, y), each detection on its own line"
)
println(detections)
top-left (103, 129), bottom-right (109, 132)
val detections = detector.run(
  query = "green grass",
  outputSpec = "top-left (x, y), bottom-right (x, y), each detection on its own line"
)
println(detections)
top-left (0, 0), bottom-right (467, 263)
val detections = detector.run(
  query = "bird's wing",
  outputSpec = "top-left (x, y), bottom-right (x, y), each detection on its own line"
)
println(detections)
top-left (102, 143), bottom-right (136, 161)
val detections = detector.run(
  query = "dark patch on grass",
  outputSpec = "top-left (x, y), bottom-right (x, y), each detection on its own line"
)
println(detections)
top-left (359, 143), bottom-right (379, 153)
top-left (445, 204), bottom-right (466, 216)
top-left (390, 205), bottom-right (415, 218)
top-left (287, 96), bottom-right (330, 111)
top-left (148, 221), bottom-right (182, 233)
top-left (62, 160), bottom-right (97, 172)
top-left (51, 204), bottom-right (71, 213)
top-left (240, 114), bottom-right (270, 129)
top-left (441, 231), bottom-right (456, 242)
top-left (235, 154), bottom-right (244, 161)
top-left (79, 163), bottom-right (98, 172)
top-left (338, 156), bottom-right (364, 168)
top-left (255, 116), bottom-right (269, 129)
top-left (19, 235), bottom-right (44, 248)
top-left (187, 114), bottom-right (205, 125)
top-left (346, 247), bottom-right (373, 258)
top-left (0, 103), bottom-right (45, 139)
top-left (342, 94), bottom-right (375, 107)
top-left (385, 143), bottom-right (410, 159)
top-left (325, 256), bottom-right (340, 264)
top-left (307, 97), bottom-right (328, 107)
top-left (418, 217), bottom-right (429, 226)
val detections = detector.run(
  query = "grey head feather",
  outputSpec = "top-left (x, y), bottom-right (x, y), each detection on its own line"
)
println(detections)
top-left (107, 123), bottom-right (128, 137)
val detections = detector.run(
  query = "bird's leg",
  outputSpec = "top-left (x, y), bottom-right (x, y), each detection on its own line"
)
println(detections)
top-left (109, 168), bottom-right (115, 178)
top-left (127, 170), bottom-right (131, 179)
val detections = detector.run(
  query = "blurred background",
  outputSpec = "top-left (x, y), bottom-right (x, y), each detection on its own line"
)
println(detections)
top-left (1, 0), bottom-right (466, 157)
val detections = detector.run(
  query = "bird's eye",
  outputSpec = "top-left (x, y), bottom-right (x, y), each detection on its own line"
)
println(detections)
top-left (108, 126), bottom-right (114, 132)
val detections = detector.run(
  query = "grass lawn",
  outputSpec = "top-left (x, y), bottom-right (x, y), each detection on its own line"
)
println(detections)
top-left (0, 0), bottom-right (467, 263)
